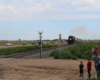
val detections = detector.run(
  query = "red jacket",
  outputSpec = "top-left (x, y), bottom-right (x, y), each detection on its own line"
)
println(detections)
top-left (87, 61), bottom-right (92, 69)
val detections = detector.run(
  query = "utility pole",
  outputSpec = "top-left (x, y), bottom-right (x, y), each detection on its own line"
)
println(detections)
top-left (38, 31), bottom-right (43, 58)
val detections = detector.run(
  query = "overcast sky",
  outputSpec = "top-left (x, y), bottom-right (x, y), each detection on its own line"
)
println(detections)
top-left (0, 0), bottom-right (100, 40)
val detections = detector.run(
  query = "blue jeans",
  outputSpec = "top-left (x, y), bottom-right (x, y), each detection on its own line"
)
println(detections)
top-left (95, 65), bottom-right (100, 77)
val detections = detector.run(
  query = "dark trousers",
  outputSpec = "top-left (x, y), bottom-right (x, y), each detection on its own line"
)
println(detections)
top-left (80, 69), bottom-right (83, 76)
top-left (88, 69), bottom-right (91, 78)
top-left (95, 65), bottom-right (100, 78)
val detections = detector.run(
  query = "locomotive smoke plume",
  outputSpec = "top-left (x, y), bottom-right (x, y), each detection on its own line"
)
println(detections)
top-left (69, 26), bottom-right (99, 40)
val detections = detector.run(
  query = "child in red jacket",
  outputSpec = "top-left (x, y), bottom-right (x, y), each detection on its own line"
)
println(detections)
top-left (87, 58), bottom-right (92, 79)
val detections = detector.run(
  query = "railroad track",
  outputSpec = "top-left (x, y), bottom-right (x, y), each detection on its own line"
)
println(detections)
top-left (3, 45), bottom-right (69, 58)
top-left (2, 43), bottom-right (83, 58)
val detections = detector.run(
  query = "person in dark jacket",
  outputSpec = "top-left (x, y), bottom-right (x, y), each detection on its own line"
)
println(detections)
top-left (79, 61), bottom-right (84, 76)
top-left (92, 56), bottom-right (100, 79)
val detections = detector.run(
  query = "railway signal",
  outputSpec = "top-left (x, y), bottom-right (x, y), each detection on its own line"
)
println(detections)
top-left (59, 34), bottom-right (62, 59)
top-left (38, 31), bottom-right (43, 58)
top-left (59, 34), bottom-right (62, 40)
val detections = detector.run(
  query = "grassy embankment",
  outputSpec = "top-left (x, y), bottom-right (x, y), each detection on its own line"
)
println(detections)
top-left (0, 45), bottom-right (56, 55)
top-left (50, 42), bottom-right (100, 60)
top-left (0, 42), bottom-right (67, 55)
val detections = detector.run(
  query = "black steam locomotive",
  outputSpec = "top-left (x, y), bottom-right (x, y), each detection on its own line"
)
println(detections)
top-left (67, 36), bottom-right (83, 45)
top-left (67, 36), bottom-right (76, 45)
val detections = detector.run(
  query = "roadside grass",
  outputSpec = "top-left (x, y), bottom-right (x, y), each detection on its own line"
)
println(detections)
top-left (90, 77), bottom-right (100, 80)
top-left (0, 45), bottom-right (55, 55)
top-left (50, 42), bottom-right (100, 60)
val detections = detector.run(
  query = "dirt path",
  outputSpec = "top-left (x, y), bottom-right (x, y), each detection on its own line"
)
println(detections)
top-left (0, 58), bottom-right (97, 80)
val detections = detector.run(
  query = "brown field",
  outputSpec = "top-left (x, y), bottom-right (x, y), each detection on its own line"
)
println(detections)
top-left (0, 41), bottom-right (67, 46)
top-left (0, 58), bottom-right (97, 80)
top-left (0, 40), bottom-right (100, 46)
top-left (0, 41), bottom-right (36, 46)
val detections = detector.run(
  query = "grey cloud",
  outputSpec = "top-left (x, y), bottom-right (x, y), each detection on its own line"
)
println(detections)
top-left (69, 26), bottom-right (100, 39)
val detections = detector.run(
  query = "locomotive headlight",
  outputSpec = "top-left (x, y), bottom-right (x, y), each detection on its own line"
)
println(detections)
top-left (70, 38), bottom-right (72, 40)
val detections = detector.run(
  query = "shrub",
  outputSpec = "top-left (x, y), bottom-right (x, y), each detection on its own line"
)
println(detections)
top-left (54, 54), bottom-right (59, 59)
top-left (50, 50), bottom-right (59, 57)
top-left (50, 42), bottom-right (100, 60)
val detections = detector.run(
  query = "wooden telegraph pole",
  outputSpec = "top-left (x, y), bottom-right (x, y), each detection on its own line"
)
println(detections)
top-left (38, 31), bottom-right (43, 58)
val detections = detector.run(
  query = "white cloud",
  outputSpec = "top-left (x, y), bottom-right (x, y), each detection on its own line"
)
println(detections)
top-left (0, 5), bottom-right (17, 15)
top-left (0, 33), bottom-right (67, 40)
top-left (0, 0), bottom-right (100, 21)
top-left (43, 33), bottom-right (68, 40)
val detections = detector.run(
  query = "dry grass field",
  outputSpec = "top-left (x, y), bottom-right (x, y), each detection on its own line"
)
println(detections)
top-left (0, 41), bottom-right (67, 46)
top-left (0, 58), bottom-right (97, 80)
top-left (0, 41), bottom-right (34, 46)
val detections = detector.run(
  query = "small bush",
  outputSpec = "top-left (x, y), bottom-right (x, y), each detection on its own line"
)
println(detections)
top-left (50, 50), bottom-right (59, 57)
top-left (54, 54), bottom-right (59, 59)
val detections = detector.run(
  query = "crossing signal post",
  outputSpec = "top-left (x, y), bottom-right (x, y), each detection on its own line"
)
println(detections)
top-left (38, 31), bottom-right (43, 58)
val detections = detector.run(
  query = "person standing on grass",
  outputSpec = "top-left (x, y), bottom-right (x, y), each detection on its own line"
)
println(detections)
top-left (87, 58), bottom-right (92, 79)
top-left (92, 46), bottom-right (100, 79)
top-left (93, 46), bottom-right (99, 56)
top-left (79, 61), bottom-right (84, 77)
